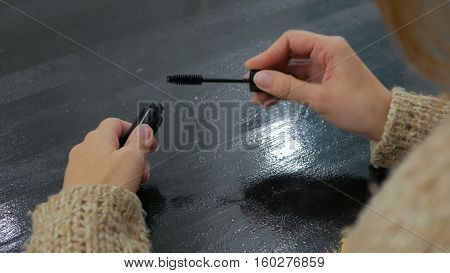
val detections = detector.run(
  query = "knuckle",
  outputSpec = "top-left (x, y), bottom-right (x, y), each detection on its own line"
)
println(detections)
top-left (322, 36), bottom-right (350, 56)
top-left (84, 130), bottom-right (96, 141)
top-left (69, 144), bottom-right (81, 158)
top-left (283, 29), bottom-right (312, 38)
top-left (285, 75), bottom-right (298, 100)
top-left (330, 36), bottom-right (349, 48)
top-left (278, 75), bottom-right (300, 101)
top-left (282, 29), bottom-right (302, 40)
top-left (278, 90), bottom-right (290, 101)
top-left (331, 35), bottom-right (346, 43)
top-left (99, 117), bottom-right (118, 127)
top-left (283, 29), bottom-right (295, 37)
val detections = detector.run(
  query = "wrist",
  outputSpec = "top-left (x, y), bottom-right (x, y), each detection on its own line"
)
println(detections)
top-left (369, 88), bottom-right (392, 141)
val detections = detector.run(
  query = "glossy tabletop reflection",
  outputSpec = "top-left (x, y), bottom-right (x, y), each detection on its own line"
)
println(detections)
top-left (0, 0), bottom-right (439, 252)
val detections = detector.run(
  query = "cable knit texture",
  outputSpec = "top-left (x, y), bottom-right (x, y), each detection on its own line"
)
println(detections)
top-left (26, 184), bottom-right (150, 252)
top-left (371, 87), bottom-right (450, 168)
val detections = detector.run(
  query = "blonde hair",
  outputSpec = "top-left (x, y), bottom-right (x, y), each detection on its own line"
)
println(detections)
top-left (375, 0), bottom-right (450, 85)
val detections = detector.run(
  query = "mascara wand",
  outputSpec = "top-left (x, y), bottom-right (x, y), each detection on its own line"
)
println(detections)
top-left (167, 69), bottom-right (262, 92)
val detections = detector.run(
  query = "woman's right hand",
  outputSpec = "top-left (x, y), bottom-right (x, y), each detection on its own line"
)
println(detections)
top-left (246, 30), bottom-right (392, 141)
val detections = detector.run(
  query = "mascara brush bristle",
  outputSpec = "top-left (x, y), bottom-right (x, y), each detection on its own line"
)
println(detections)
top-left (167, 74), bottom-right (203, 85)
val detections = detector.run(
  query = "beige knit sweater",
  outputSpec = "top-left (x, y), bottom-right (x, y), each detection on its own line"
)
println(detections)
top-left (26, 87), bottom-right (450, 253)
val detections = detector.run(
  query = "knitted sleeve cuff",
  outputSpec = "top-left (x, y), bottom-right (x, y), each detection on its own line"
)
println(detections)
top-left (370, 87), bottom-right (450, 168)
top-left (26, 184), bottom-right (150, 253)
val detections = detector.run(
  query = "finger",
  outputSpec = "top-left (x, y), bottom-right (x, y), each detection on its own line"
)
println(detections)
top-left (150, 138), bottom-right (158, 153)
top-left (283, 61), bottom-right (326, 83)
top-left (96, 118), bottom-right (132, 150)
top-left (245, 30), bottom-right (325, 70)
top-left (263, 98), bottom-right (280, 108)
top-left (247, 57), bottom-right (324, 82)
top-left (123, 124), bottom-right (154, 154)
top-left (253, 70), bottom-right (323, 104)
top-left (98, 118), bottom-right (132, 137)
top-left (251, 92), bottom-right (277, 106)
top-left (141, 160), bottom-right (151, 185)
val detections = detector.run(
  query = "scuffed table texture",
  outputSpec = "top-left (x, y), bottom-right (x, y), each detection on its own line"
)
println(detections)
top-left (0, 0), bottom-right (440, 252)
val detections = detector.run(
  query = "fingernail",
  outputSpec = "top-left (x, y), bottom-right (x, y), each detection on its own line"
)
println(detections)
top-left (133, 124), bottom-right (152, 140)
top-left (138, 125), bottom-right (148, 138)
top-left (264, 99), bottom-right (278, 108)
top-left (243, 70), bottom-right (250, 79)
top-left (254, 71), bottom-right (272, 89)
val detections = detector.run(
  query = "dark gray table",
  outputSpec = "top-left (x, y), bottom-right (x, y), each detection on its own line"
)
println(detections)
top-left (0, 0), bottom-right (439, 252)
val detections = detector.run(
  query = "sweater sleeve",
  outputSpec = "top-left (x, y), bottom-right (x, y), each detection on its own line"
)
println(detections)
top-left (25, 184), bottom-right (151, 253)
top-left (344, 117), bottom-right (450, 252)
top-left (370, 87), bottom-right (450, 168)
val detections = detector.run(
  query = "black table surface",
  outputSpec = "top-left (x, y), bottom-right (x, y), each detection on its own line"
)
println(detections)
top-left (0, 0), bottom-right (439, 252)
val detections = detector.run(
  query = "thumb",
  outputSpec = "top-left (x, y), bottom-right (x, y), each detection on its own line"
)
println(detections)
top-left (253, 70), bottom-right (321, 103)
top-left (124, 124), bottom-right (154, 154)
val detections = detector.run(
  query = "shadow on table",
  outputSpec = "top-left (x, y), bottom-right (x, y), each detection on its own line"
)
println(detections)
top-left (241, 166), bottom-right (388, 218)
top-left (242, 173), bottom-right (371, 218)
top-left (137, 185), bottom-right (167, 231)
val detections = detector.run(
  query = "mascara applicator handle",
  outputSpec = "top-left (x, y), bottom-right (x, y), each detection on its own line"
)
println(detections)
top-left (119, 103), bottom-right (164, 148)
top-left (249, 69), bottom-right (262, 92)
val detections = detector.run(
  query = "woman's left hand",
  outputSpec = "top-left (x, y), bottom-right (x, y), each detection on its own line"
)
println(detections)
top-left (63, 118), bottom-right (158, 193)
